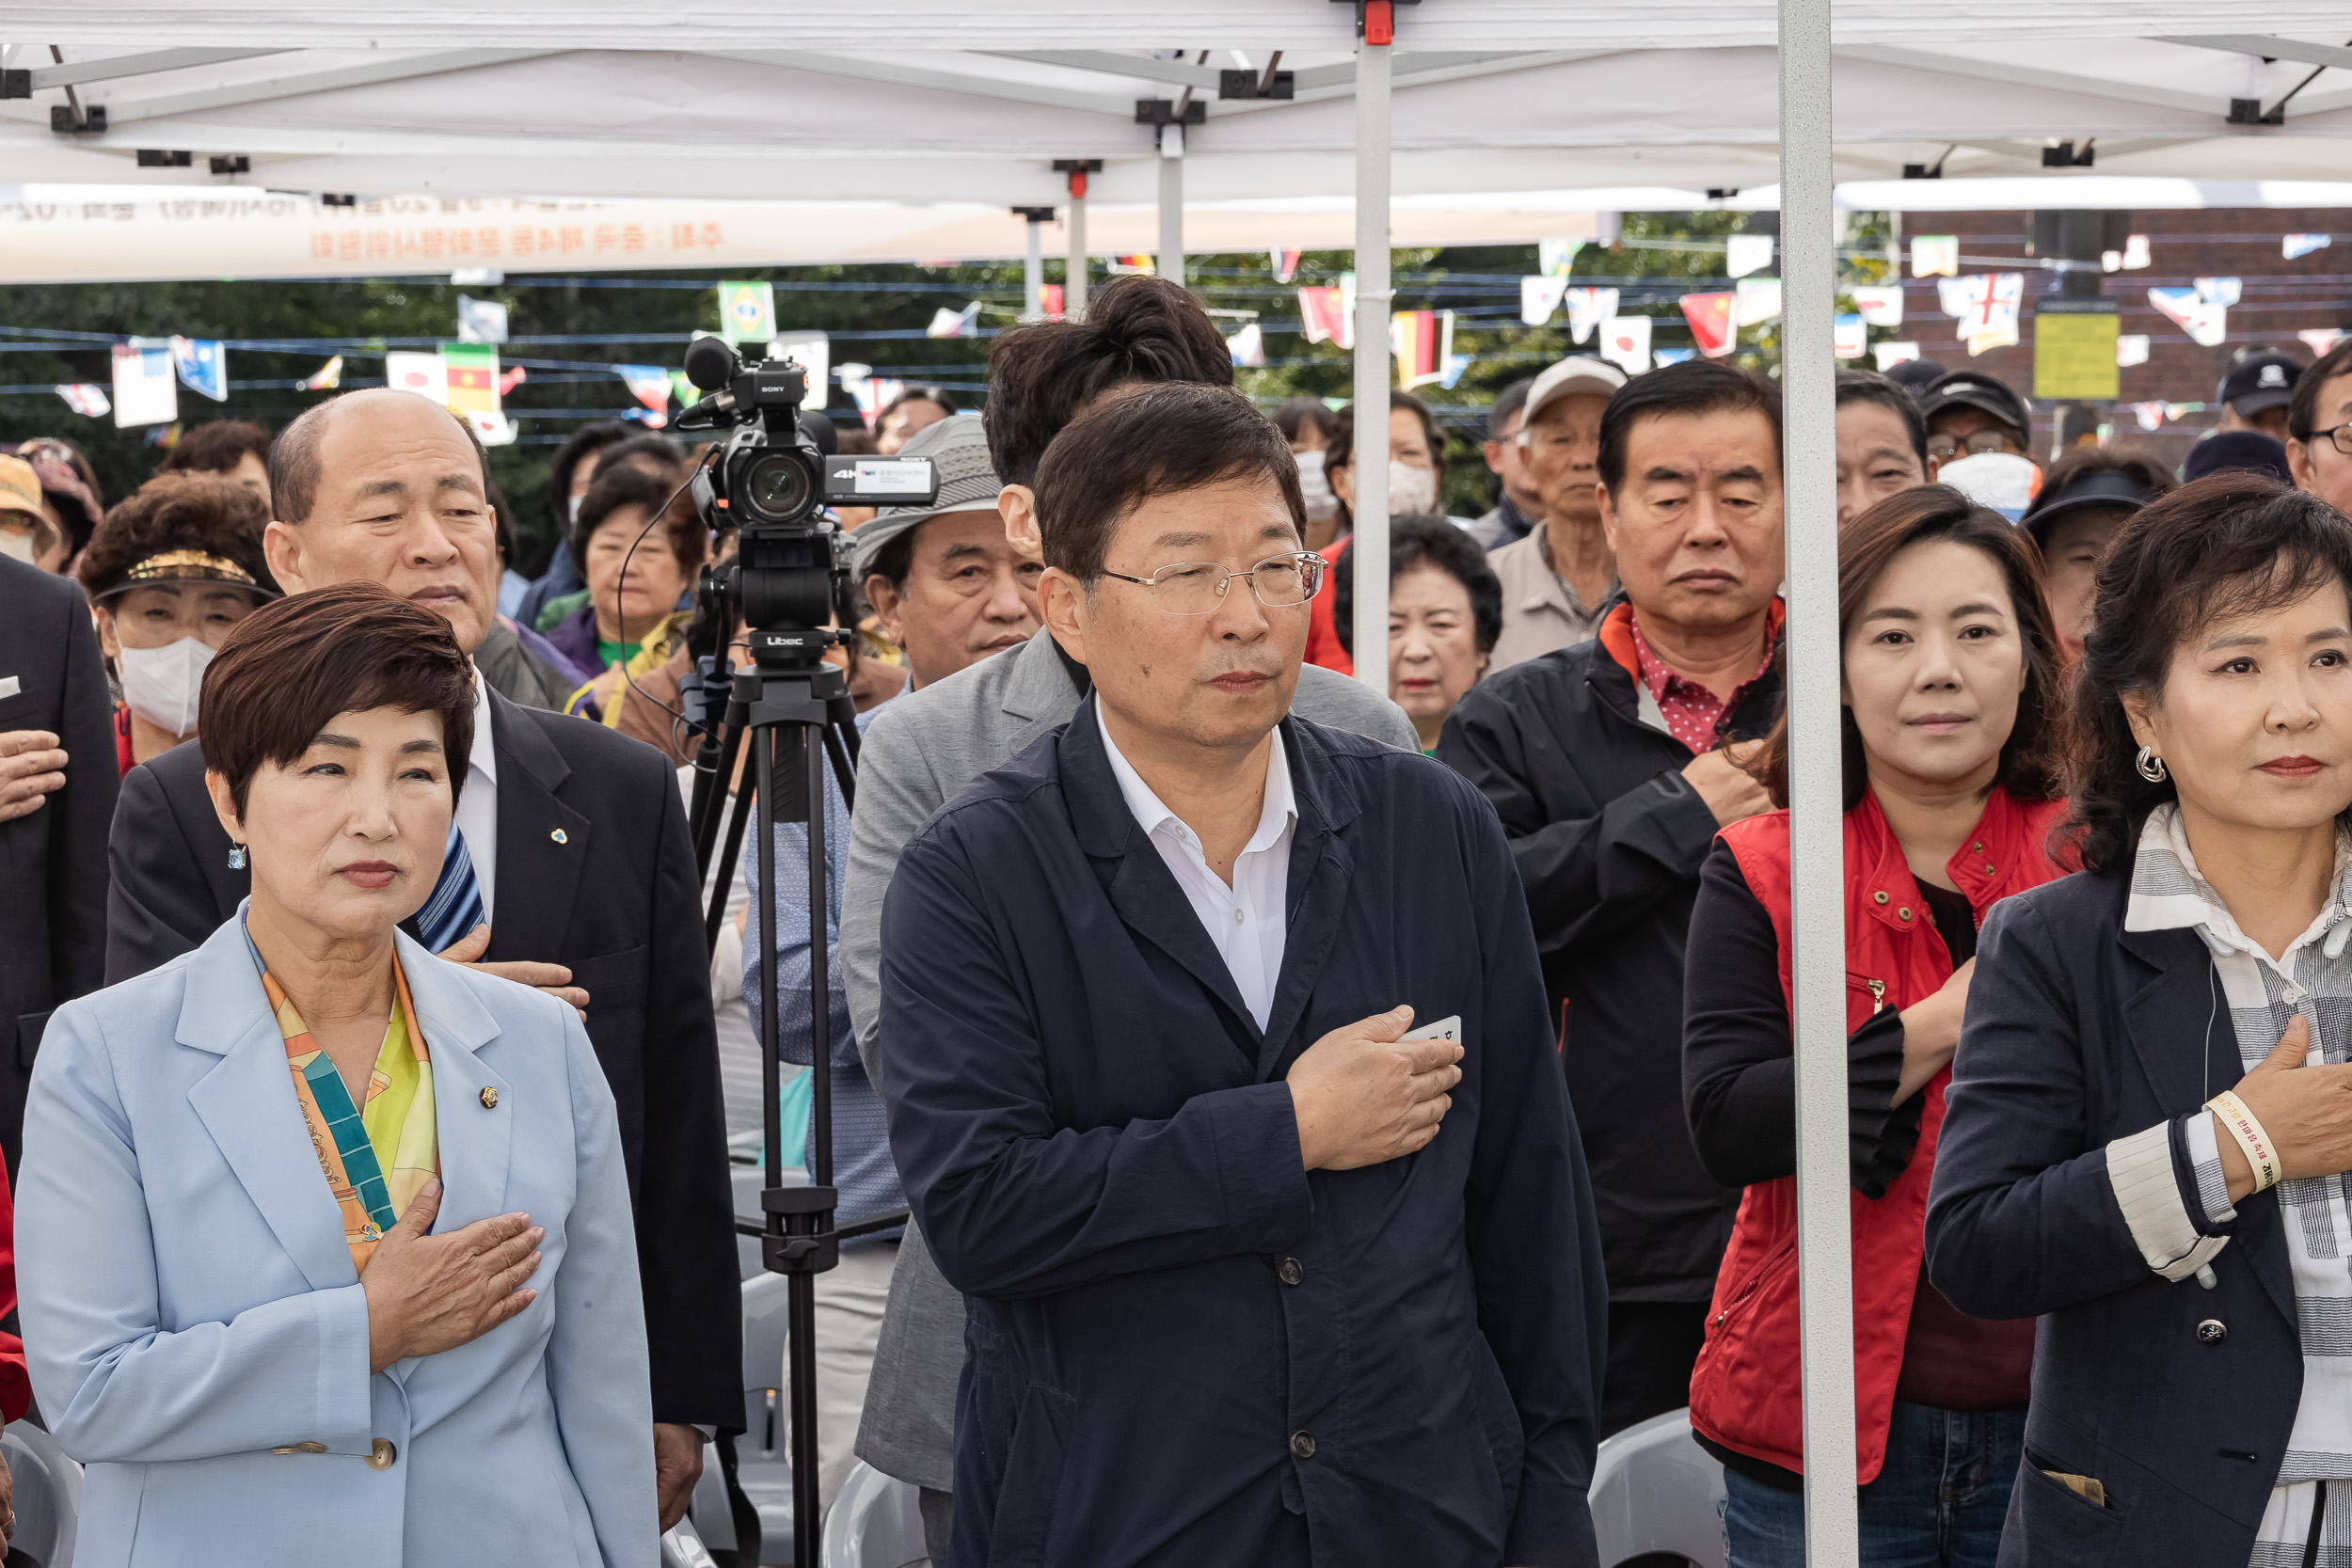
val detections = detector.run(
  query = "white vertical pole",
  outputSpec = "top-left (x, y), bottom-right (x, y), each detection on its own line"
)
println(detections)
top-left (1068, 182), bottom-right (1089, 321)
top-left (1158, 124), bottom-right (1185, 287)
top-left (1349, 22), bottom-right (1392, 692)
top-left (1025, 216), bottom-right (1045, 321)
top-left (1780, 1), bottom-right (1859, 1563)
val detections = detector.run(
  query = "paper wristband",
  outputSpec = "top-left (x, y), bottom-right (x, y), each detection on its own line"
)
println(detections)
top-left (2205, 1089), bottom-right (2281, 1193)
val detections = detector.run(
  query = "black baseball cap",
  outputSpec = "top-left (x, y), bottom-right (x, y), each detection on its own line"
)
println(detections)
top-left (1883, 356), bottom-right (1947, 398)
top-left (1920, 371), bottom-right (2032, 438)
top-left (2020, 467), bottom-right (2157, 543)
top-left (2217, 350), bottom-right (2301, 418)
top-left (2183, 429), bottom-right (2294, 486)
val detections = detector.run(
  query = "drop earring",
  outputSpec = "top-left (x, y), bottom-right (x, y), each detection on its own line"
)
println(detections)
top-left (228, 843), bottom-right (247, 870)
top-left (2135, 747), bottom-right (2168, 784)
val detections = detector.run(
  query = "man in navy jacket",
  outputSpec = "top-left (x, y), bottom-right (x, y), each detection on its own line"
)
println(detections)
top-left (877, 382), bottom-right (1606, 1567)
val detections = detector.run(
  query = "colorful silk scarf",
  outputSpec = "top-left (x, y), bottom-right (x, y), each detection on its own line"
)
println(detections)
top-left (250, 934), bottom-right (439, 1274)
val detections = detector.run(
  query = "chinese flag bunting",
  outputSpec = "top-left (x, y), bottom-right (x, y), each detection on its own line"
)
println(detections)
top-left (1298, 287), bottom-right (1354, 349)
top-left (1677, 293), bottom-right (1736, 357)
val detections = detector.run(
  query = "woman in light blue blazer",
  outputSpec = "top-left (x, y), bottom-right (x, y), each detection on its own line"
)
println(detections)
top-left (17, 581), bottom-right (655, 1568)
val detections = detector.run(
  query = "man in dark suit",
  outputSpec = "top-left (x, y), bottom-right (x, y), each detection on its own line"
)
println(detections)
top-left (0, 550), bottom-right (118, 1172)
top-left (880, 382), bottom-right (1606, 1566)
top-left (104, 388), bottom-right (739, 1528)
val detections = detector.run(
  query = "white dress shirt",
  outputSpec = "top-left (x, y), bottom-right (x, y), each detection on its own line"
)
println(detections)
top-left (455, 666), bottom-right (500, 924)
top-left (1096, 704), bottom-right (1297, 1031)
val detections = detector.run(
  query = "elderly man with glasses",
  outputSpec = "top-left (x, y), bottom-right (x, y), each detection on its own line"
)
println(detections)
top-left (876, 381), bottom-right (1606, 1568)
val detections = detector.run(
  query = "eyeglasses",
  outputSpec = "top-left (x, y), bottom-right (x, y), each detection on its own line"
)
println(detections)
top-left (1926, 430), bottom-right (2022, 461)
top-left (1098, 552), bottom-right (1327, 615)
top-left (2311, 425), bottom-right (2352, 458)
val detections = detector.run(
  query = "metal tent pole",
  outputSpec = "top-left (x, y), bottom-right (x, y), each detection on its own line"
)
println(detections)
top-left (1158, 124), bottom-right (1184, 287)
top-left (1067, 169), bottom-right (1090, 319)
top-left (1016, 206), bottom-right (1052, 320)
top-left (1349, 4), bottom-right (1393, 691)
top-left (1779, 0), bottom-right (1860, 1562)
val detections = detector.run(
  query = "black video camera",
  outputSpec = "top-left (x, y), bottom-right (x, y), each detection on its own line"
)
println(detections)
top-left (675, 337), bottom-right (938, 647)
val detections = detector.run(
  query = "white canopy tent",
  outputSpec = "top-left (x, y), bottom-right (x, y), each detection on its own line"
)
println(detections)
top-left (8, 7), bottom-right (2347, 1562)
top-left (0, 24), bottom-right (2349, 204)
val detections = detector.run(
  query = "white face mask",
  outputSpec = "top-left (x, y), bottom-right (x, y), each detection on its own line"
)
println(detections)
top-left (0, 528), bottom-right (33, 564)
top-left (118, 636), bottom-right (215, 738)
top-left (567, 493), bottom-right (584, 524)
top-left (1295, 451), bottom-right (1337, 521)
top-left (1387, 461), bottom-right (1440, 516)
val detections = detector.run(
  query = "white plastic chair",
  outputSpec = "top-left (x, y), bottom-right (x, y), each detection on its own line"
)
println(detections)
top-left (1588, 1409), bottom-right (1726, 1568)
top-left (686, 1270), bottom-right (798, 1563)
top-left (660, 1516), bottom-right (722, 1568)
top-left (2, 1420), bottom-right (81, 1568)
top-left (819, 1461), bottom-right (928, 1568)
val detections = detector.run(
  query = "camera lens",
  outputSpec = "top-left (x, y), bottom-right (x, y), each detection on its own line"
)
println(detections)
top-left (743, 451), bottom-right (812, 522)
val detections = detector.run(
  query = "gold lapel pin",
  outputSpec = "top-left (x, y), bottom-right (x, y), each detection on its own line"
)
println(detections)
top-left (479, 1086), bottom-right (499, 1109)
top-left (550, 828), bottom-right (568, 845)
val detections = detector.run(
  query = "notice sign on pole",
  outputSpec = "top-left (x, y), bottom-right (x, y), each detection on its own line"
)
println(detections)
top-left (2034, 298), bottom-right (2121, 403)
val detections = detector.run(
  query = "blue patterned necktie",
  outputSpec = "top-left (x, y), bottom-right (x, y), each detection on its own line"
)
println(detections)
top-left (415, 822), bottom-right (485, 954)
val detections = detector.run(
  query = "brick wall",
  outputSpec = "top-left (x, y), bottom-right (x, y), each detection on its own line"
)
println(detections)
top-left (1887, 207), bottom-right (2350, 467)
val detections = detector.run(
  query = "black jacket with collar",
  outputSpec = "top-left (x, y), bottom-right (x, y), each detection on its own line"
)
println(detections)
top-left (0, 555), bottom-right (119, 1171)
top-left (103, 686), bottom-right (742, 1431)
top-left (1436, 601), bottom-right (1784, 1304)
top-left (1928, 865), bottom-right (2299, 1567)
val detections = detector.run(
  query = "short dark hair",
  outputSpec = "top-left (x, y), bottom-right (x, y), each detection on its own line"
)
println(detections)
top-left (200, 580), bottom-right (475, 817)
top-left (1033, 382), bottom-right (1303, 582)
top-left (271, 392), bottom-right (489, 526)
top-left (572, 464), bottom-right (706, 575)
top-left (1274, 398), bottom-right (1336, 447)
top-left (546, 420), bottom-right (634, 533)
top-left (2061, 472), bottom-right (2352, 874)
top-left (1746, 484), bottom-right (2060, 811)
top-left (984, 275), bottom-right (1232, 488)
top-left (156, 419), bottom-right (272, 480)
top-left (865, 530), bottom-right (917, 594)
top-left (1325, 391), bottom-right (1444, 532)
top-left (79, 472), bottom-right (277, 603)
top-left (2288, 336), bottom-right (2352, 444)
top-left (1488, 377), bottom-right (1536, 439)
top-left (1332, 514), bottom-right (1503, 657)
top-left (1835, 369), bottom-right (1928, 464)
top-left (596, 433), bottom-right (689, 483)
top-left (1598, 358), bottom-right (1783, 495)
top-left (882, 387), bottom-right (957, 425)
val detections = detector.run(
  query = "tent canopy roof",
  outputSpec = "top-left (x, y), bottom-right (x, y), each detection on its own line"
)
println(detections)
top-left (1, 15), bottom-right (2349, 210)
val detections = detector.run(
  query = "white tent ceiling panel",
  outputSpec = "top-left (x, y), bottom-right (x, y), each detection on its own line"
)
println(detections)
top-left (9, 4), bottom-right (2352, 50)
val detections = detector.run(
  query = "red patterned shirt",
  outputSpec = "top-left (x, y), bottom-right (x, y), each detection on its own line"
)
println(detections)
top-left (1627, 611), bottom-right (1777, 755)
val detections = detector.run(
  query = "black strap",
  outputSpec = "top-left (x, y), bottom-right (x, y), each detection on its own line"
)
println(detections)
top-left (2305, 1478), bottom-right (2328, 1568)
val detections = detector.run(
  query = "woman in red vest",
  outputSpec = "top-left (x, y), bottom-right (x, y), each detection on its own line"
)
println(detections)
top-left (1681, 484), bottom-right (2071, 1566)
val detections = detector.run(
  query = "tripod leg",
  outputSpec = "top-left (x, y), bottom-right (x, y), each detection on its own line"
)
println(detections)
top-left (707, 759), bottom-right (759, 955)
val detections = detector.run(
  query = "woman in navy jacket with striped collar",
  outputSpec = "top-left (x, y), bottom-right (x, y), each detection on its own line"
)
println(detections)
top-left (1927, 472), bottom-right (2352, 1566)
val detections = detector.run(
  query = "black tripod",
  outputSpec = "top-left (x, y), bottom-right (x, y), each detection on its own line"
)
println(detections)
top-left (689, 618), bottom-right (907, 1567)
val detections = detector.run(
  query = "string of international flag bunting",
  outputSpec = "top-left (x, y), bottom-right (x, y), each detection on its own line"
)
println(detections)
top-left (8, 230), bottom-right (2347, 445)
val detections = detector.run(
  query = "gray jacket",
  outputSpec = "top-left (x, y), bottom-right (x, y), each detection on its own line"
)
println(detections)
top-left (475, 619), bottom-right (574, 712)
top-left (844, 627), bottom-right (1418, 1490)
